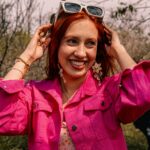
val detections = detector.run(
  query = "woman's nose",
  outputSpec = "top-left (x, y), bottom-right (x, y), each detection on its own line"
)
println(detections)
top-left (74, 44), bottom-right (86, 58)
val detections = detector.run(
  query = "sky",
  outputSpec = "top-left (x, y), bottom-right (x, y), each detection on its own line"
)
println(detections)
top-left (40, 0), bottom-right (117, 11)
top-left (3, 0), bottom-right (150, 33)
top-left (39, 0), bottom-right (149, 13)
top-left (37, 0), bottom-right (125, 23)
top-left (38, 0), bottom-right (150, 22)
top-left (34, 0), bottom-right (149, 35)
top-left (4, 0), bottom-right (149, 15)
top-left (40, 0), bottom-right (119, 14)
top-left (4, 0), bottom-right (149, 20)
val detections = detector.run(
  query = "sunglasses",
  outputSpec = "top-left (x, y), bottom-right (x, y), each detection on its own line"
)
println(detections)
top-left (50, 1), bottom-right (104, 24)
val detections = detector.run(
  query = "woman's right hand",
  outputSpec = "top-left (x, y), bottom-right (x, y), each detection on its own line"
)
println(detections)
top-left (4, 24), bottom-right (51, 80)
top-left (20, 24), bottom-right (51, 65)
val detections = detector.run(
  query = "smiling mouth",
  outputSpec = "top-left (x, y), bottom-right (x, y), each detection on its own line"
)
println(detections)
top-left (69, 59), bottom-right (88, 69)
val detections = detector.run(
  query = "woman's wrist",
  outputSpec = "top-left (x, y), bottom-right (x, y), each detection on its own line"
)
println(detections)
top-left (112, 44), bottom-right (136, 70)
top-left (19, 52), bottom-right (35, 66)
top-left (4, 59), bottom-right (29, 80)
top-left (112, 44), bottom-right (126, 59)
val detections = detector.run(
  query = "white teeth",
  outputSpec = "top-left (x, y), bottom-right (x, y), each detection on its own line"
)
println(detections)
top-left (70, 60), bottom-right (85, 66)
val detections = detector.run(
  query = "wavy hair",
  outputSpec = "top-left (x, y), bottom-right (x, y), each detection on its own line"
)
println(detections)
top-left (46, 11), bottom-right (115, 80)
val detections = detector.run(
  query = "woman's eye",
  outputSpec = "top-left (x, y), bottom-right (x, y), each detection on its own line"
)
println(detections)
top-left (66, 39), bottom-right (78, 46)
top-left (86, 41), bottom-right (97, 48)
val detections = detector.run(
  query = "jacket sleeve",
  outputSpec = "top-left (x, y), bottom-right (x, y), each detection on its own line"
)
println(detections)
top-left (0, 79), bottom-right (32, 135)
top-left (106, 60), bottom-right (150, 124)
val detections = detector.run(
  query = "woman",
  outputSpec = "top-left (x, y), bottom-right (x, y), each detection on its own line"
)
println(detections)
top-left (0, 1), bottom-right (150, 150)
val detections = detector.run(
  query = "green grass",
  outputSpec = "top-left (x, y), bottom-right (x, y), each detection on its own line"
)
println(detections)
top-left (0, 123), bottom-right (148, 150)
top-left (123, 123), bottom-right (148, 150)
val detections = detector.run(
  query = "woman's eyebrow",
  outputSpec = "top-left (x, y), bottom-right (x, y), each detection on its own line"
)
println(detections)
top-left (86, 37), bottom-right (98, 41)
top-left (63, 35), bottom-right (97, 40)
top-left (63, 35), bottom-right (78, 40)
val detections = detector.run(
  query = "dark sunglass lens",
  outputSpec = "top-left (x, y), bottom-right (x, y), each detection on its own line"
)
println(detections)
top-left (87, 6), bottom-right (103, 16)
top-left (64, 3), bottom-right (81, 12)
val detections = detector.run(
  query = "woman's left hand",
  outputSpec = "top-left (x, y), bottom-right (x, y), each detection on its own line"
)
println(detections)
top-left (103, 24), bottom-right (136, 70)
top-left (103, 24), bottom-right (122, 59)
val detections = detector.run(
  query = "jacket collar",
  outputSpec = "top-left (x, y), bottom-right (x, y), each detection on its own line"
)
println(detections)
top-left (80, 70), bottom-right (98, 97)
top-left (34, 70), bottom-right (99, 103)
top-left (34, 78), bottom-right (61, 94)
top-left (33, 78), bottom-right (62, 105)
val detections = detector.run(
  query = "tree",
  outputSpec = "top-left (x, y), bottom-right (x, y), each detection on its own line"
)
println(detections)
top-left (0, 0), bottom-right (40, 76)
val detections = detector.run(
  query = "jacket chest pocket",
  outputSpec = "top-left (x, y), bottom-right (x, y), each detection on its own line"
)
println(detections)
top-left (83, 94), bottom-right (113, 140)
top-left (31, 100), bottom-right (53, 141)
top-left (84, 94), bottom-right (111, 111)
top-left (32, 99), bottom-right (53, 126)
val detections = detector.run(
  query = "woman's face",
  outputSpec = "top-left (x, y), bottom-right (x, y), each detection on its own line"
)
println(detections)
top-left (58, 19), bottom-right (98, 81)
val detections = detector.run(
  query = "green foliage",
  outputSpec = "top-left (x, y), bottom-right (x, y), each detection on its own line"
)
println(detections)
top-left (0, 136), bottom-right (27, 150)
top-left (0, 31), bottom-right (31, 76)
top-left (123, 124), bottom-right (148, 150)
top-left (0, 31), bottom-right (30, 53)
top-left (0, 125), bottom-right (148, 150)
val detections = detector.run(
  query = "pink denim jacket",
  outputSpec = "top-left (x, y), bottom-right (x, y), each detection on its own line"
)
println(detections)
top-left (0, 61), bottom-right (150, 150)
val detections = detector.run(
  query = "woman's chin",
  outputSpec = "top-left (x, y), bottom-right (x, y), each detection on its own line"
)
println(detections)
top-left (64, 70), bottom-right (88, 80)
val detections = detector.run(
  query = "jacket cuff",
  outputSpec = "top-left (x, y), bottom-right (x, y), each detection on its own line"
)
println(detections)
top-left (0, 79), bottom-right (25, 93)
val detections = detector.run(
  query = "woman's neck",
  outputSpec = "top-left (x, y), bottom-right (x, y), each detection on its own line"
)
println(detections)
top-left (60, 75), bottom-right (86, 104)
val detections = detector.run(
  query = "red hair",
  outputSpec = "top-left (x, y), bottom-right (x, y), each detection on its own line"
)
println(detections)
top-left (46, 11), bottom-right (115, 80)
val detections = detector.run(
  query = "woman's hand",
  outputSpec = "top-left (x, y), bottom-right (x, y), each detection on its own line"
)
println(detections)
top-left (103, 24), bottom-right (136, 70)
top-left (4, 24), bottom-right (51, 80)
top-left (103, 24), bottom-right (122, 59)
top-left (20, 24), bottom-right (51, 65)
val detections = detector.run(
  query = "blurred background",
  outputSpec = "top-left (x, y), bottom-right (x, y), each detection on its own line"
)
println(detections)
top-left (0, 0), bottom-right (150, 149)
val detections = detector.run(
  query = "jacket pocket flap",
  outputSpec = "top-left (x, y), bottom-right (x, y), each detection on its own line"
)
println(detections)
top-left (84, 94), bottom-right (112, 111)
top-left (33, 100), bottom-right (52, 113)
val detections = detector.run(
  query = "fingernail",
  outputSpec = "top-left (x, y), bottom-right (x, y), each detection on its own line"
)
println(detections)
top-left (40, 32), bottom-right (45, 37)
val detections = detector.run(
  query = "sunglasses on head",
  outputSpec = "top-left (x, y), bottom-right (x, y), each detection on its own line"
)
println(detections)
top-left (50, 1), bottom-right (105, 24)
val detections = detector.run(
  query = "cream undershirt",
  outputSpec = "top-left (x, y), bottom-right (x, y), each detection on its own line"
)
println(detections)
top-left (59, 121), bottom-right (75, 150)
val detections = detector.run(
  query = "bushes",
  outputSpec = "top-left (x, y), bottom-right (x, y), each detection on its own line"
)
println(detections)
top-left (0, 124), bottom-right (148, 150)
top-left (0, 136), bottom-right (27, 150)
top-left (123, 124), bottom-right (148, 150)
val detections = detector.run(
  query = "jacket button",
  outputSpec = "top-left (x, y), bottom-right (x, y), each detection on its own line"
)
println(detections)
top-left (33, 102), bottom-right (38, 109)
top-left (3, 85), bottom-right (7, 89)
top-left (101, 101), bottom-right (105, 106)
top-left (119, 84), bottom-right (122, 87)
top-left (72, 125), bottom-right (77, 131)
